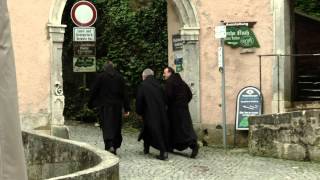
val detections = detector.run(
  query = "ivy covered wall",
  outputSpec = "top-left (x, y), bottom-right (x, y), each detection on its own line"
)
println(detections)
top-left (61, 0), bottom-right (168, 121)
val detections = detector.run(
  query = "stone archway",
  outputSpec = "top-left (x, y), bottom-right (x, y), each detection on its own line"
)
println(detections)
top-left (47, 0), bottom-right (201, 129)
top-left (47, 0), bottom-right (68, 137)
top-left (172, 0), bottom-right (199, 28)
top-left (171, 0), bottom-right (201, 123)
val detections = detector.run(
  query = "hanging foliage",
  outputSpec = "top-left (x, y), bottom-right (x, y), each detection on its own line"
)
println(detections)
top-left (62, 0), bottom-right (168, 121)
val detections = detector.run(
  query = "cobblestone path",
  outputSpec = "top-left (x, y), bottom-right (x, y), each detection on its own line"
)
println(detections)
top-left (67, 122), bottom-right (320, 180)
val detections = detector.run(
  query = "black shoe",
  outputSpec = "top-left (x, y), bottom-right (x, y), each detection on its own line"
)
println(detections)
top-left (144, 144), bottom-right (150, 154)
top-left (107, 147), bottom-right (117, 155)
top-left (112, 148), bottom-right (117, 155)
top-left (190, 144), bottom-right (199, 158)
top-left (144, 147), bottom-right (149, 154)
top-left (156, 152), bottom-right (168, 160)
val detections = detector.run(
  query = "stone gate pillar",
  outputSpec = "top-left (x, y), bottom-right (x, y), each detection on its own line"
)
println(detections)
top-left (48, 24), bottom-right (69, 138)
top-left (180, 28), bottom-right (200, 124)
top-left (272, 0), bottom-right (293, 113)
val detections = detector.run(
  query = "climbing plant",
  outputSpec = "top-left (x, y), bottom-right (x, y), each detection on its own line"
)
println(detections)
top-left (62, 0), bottom-right (168, 121)
top-left (96, 0), bottom-right (168, 90)
top-left (295, 0), bottom-right (320, 18)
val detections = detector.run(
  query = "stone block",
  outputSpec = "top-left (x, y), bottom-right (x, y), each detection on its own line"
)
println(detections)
top-left (291, 111), bottom-right (303, 118)
top-left (278, 130), bottom-right (299, 144)
top-left (315, 128), bottom-right (320, 136)
top-left (52, 125), bottom-right (70, 139)
top-left (291, 117), bottom-right (302, 128)
top-left (278, 143), bottom-right (306, 161)
top-left (308, 145), bottom-right (320, 162)
top-left (27, 165), bottom-right (43, 180)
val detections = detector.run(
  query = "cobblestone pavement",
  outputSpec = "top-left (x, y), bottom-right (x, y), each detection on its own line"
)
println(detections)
top-left (67, 121), bottom-right (320, 180)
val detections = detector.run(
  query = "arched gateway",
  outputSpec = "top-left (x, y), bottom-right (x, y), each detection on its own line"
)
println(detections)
top-left (46, 0), bottom-right (201, 135)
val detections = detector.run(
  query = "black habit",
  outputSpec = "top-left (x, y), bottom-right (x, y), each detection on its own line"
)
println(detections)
top-left (136, 76), bottom-right (169, 152)
top-left (165, 73), bottom-right (198, 151)
top-left (89, 65), bottom-right (130, 150)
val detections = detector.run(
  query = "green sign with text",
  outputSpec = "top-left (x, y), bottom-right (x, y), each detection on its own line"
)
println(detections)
top-left (73, 57), bottom-right (96, 72)
top-left (225, 25), bottom-right (260, 48)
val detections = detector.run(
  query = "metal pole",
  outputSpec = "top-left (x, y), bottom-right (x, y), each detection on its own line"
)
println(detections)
top-left (259, 55), bottom-right (262, 91)
top-left (83, 72), bottom-right (87, 109)
top-left (259, 55), bottom-right (263, 114)
top-left (81, 73), bottom-right (87, 122)
top-left (218, 21), bottom-right (227, 149)
top-left (83, 73), bottom-right (87, 89)
top-left (277, 55), bottom-right (280, 113)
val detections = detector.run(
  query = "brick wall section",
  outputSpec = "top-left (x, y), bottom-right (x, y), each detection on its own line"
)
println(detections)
top-left (248, 110), bottom-right (320, 161)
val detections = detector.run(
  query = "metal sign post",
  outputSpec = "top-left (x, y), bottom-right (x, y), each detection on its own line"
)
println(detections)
top-left (215, 21), bottom-right (227, 149)
top-left (71, 0), bottom-right (97, 90)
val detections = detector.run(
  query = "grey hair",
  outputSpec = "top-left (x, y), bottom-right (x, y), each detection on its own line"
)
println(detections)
top-left (103, 61), bottom-right (114, 71)
top-left (142, 68), bottom-right (154, 77)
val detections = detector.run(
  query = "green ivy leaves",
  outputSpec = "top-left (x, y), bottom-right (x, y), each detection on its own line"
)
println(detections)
top-left (295, 0), bottom-right (320, 18)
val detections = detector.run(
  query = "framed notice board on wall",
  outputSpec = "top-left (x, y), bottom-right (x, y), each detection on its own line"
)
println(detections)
top-left (235, 86), bottom-right (262, 130)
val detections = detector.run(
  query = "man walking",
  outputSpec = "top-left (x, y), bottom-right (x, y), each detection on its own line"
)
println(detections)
top-left (163, 67), bottom-right (199, 158)
top-left (136, 69), bottom-right (170, 160)
top-left (89, 62), bottom-right (130, 155)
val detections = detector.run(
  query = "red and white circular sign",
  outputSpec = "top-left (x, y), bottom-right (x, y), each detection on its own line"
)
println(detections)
top-left (71, 1), bottom-right (97, 27)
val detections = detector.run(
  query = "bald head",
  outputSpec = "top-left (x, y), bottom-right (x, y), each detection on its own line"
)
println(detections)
top-left (142, 68), bottom-right (154, 80)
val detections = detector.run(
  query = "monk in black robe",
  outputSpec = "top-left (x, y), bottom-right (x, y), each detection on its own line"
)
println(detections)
top-left (163, 67), bottom-right (199, 158)
top-left (136, 69), bottom-right (170, 160)
top-left (89, 62), bottom-right (130, 155)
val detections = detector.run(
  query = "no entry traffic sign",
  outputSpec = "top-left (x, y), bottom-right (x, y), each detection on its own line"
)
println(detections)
top-left (71, 1), bottom-right (97, 27)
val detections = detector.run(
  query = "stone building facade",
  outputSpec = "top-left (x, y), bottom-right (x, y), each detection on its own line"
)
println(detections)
top-left (8, 0), bottom-right (297, 144)
top-left (8, 0), bottom-right (67, 137)
top-left (167, 0), bottom-right (293, 145)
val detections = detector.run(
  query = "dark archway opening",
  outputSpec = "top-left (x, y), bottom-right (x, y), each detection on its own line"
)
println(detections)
top-left (294, 1), bottom-right (320, 101)
top-left (61, 0), bottom-right (168, 124)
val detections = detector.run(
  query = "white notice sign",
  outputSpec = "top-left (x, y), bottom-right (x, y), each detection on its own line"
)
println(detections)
top-left (215, 25), bottom-right (226, 39)
top-left (73, 27), bottom-right (96, 42)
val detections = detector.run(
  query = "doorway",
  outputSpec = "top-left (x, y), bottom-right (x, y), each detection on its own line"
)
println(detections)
top-left (294, 10), bottom-right (320, 101)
